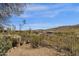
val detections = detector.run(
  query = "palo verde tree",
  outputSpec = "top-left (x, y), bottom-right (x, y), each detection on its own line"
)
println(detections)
top-left (0, 3), bottom-right (27, 25)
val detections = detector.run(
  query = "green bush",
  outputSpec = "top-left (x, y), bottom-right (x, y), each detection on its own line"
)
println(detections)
top-left (30, 34), bottom-right (41, 48)
top-left (0, 36), bottom-right (12, 56)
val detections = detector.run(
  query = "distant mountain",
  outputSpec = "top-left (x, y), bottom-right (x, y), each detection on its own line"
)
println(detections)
top-left (46, 24), bottom-right (79, 32)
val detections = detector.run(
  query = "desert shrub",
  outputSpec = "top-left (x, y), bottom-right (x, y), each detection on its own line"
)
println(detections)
top-left (0, 34), bottom-right (22, 56)
top-left (38, 34), bottom-right (51, 47)
top-left (29, 34), bottom-right (41, 48)
top-left (12, 38), bottom-right (19, 47)
top-left (48, 32), bottom-right (79, 56)
top-left (29, 33), bottom-right (51, 48)
top-left (0, 36), bottom-right (12, 56)
top-left (11, 35), bottom-right (22, 47)
top-left (40, 39), bottom-right (50, 47)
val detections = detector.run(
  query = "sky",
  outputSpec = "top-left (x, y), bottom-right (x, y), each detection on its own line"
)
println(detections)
top-left (10, 3), bottom-right (79, 30)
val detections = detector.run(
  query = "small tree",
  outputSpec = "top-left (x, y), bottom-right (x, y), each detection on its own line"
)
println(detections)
top-left (19, 19), bottom-right (26, 31)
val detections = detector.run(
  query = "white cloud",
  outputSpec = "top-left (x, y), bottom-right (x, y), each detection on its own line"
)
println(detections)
top-left (23, 4), bottom-right (69, 18)
top-left (20, 4), bottom-right (79, 19)
top-left (54, 4), bottom-right (79, 12)
top-left (29, 23), bottom-right (48, 26)
top-left (26, 4), bottom-right (49, 11)
top-left (19, 14), bottom-right (31, 18)
top-left (38, 11), bottom-right (60, 18)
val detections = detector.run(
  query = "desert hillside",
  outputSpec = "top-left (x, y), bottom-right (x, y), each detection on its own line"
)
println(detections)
top-left (0, 24), bottom-right (79, 56)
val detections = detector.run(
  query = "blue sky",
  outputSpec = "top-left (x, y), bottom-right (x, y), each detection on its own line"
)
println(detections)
top-left (10, 3), bottom-right (79, 30)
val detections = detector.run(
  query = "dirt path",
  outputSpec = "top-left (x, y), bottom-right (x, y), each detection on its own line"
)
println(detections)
top-left (6, 44), bottom-right (65, 56)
